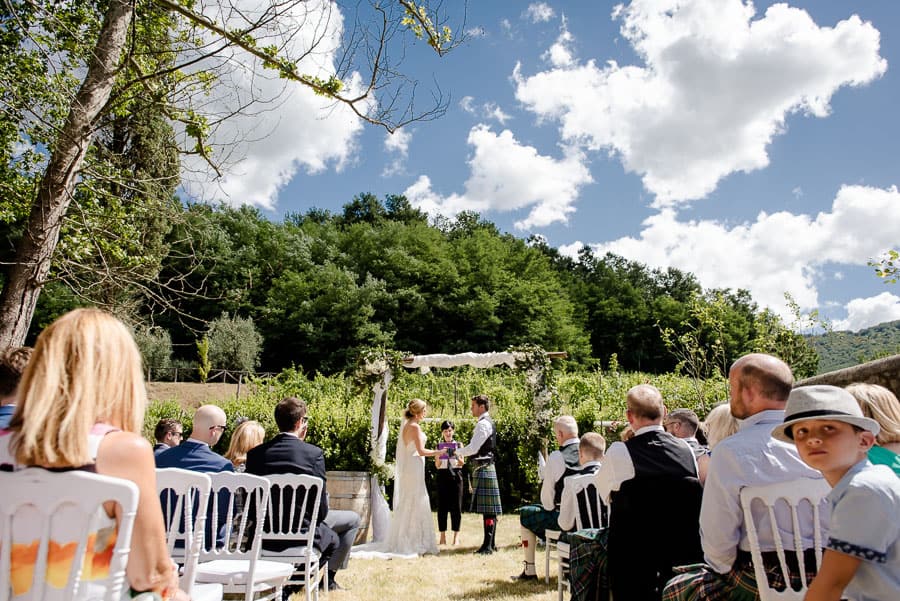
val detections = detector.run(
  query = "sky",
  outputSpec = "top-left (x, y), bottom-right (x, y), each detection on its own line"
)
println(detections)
top-left (179, 0), bottom-right (900, 333)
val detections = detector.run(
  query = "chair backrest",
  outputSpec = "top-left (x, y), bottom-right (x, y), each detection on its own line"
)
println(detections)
top-left (0, 467), bottom-right (139, 601)
top-left (739, 478), bottom-right (831, 601)
top-left (567, 473), bottom-right (609, 530)
top-left (201, 472), bottom-right (270, 563)
top-left (259, 474), bottom-right (322, 558)
top-left (155, 468), bottom-right (211, 595)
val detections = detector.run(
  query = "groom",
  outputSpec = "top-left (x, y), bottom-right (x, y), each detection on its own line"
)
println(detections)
top-left (455, 394), bottom-right (502, 554)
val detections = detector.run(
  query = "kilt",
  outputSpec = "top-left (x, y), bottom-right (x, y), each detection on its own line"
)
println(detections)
top-left (518, 504), bottom-right (559, 541)
top-left (662, 549), bottom-right (820, 601)
top-left (569, 528), bottom-right (609, 601)
top-left (471, 463), bottom-right (502, 515)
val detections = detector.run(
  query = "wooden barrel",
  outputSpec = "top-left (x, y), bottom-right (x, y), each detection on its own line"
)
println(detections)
top-left (325, 470), bottom-right (371, 544)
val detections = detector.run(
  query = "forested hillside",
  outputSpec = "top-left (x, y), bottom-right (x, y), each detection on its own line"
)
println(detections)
top-left (811, 320), bottom-right (900, 373)
top-left (13, 194), bottom-right (818, 377)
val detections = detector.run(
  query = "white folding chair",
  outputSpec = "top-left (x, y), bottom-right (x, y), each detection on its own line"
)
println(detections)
top-left (557, 473), bottom-right (609, 601)
top-left (155, 468), bottom-right (223, 601)
top-left (258, 474), bottom-right (325, 601)
top-left (193, 472), bottom-right (293, 601)
top-left (739, 478), bottom-right (831, 601)
top-left (0, 467), bottom-right (139, 601)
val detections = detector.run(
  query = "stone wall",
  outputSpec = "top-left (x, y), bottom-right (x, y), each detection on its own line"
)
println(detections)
top-left (797, 354), bottom-right (900, 398)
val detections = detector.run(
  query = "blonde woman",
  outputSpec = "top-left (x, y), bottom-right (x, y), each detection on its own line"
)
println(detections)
top-left (0, 308), bottom-right (187, 600)
top-left (696, 403), bottom-right (741, 485)
top-left (846, 383), bottom-right (900, 476)
top-left (225, 419), bottom-right (266, 472)
top-left (354, 398), bottom-right (441, 558)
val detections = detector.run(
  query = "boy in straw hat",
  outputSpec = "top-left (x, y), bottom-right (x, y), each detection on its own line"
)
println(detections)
top-left (772, 384), bottom-right (900, 601)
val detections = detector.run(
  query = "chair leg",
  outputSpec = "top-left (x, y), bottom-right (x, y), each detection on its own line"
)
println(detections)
top-left (545, 542), bottom-right (551, 584)
top-left (558, 561), bottom-right (564, 601)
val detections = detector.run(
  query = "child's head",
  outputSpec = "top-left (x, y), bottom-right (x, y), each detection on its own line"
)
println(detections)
top-left (772, 385), bottom-right (879, 481)
top-left (578, 432), bottom-right (606, 463)
top-left (440, 420), bottom-right (455, 442)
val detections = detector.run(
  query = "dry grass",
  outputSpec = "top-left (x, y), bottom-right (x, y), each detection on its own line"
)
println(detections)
top-left (289, 512), bottom-right (560, 601)
top-left (147, 382), bottom-right (250, 407)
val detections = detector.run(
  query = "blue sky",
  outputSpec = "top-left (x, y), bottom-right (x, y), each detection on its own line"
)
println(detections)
top-left (181, 1), bottom-right (900, 332)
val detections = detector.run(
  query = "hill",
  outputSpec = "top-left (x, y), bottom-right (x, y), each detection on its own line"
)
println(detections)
top-left (810, 320), bottom-right (900, 373)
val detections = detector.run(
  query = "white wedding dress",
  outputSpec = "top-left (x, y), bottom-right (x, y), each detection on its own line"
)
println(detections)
top-left (352, 420), bottom-right (438, 558)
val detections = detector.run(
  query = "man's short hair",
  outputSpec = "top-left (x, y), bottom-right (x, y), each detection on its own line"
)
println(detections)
top-left (554, 415), bottom-right (578, 438)
top-left (0, 347), bottom-right (33, 397)
top-left (731, 354), bottom-right (793, 402)
top-left (275, 397), bottom-right (307, 432)
top-left (667, 409), bottom-right (700, 435)
top-left (154, 418), bottom-right (182, 443)
top-left (626, 384), bottom-right (665, 421)
top-left (579, 432), bottom-right (606, 461)
top-left (471, 394), bottom-right (491, 412)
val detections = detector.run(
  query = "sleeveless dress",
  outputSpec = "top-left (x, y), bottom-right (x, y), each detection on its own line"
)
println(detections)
top-left (0, 423), bottom-right (125, 601)
top-left (352, 420), bottom-right (438, 558)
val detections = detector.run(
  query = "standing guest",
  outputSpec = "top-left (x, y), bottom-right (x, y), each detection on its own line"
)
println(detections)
top-left (772, 385), bottom-right (900, 601)
top-left (513, 415), bottom-right (580, 581)
top-left (435, 419), bottom-right (464, 546)
top-left (153, 418), bottom-right (183, 455)
top-left (846, 382), bottom-right (900, 476)
top-left (455, 394), bottom-right (502, 555)
top-left (0, 346), bottom-right (32, 429)
top-left (596, 384), bottom-right (703, 601)
top-left (224, 419), bottom-right (265, 472)
top-left (665, 409), bottom-right (708, 458)
top-left (0, 309), bottom-right (187, 600)
top-left (663, 354), bottom-right (823, 601)
top-left (246, 397), bottom-right (360, 592)
top-left (557, 432), bottom-right (606, 532)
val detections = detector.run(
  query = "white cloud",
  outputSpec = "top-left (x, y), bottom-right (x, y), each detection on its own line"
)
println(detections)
top-left (542, 17), bottom-right (575, 68)
top-left (576, 185), bottom-right (900, 319)
top-left (460, 97), bottom-right (512, 124)
top-left (459, 96), bottom-right (476, 114)
top-left (514, 0), bottom-right (886, 205)
top-left (382, 128), bottom-right (413, 177)
top-left (177, 0), bottom-right (366, 209)
top-left (525, 3), bottom-right (555, 24)
top-left (501, 18), bottom-right (513, 37)
top-left (833, 292), bottom-right (900, 332)
top-left (405, 125), bottom-right (593, 229)
top-left (792, 186), bottom-right (804, 199)
top-left (484, 102), bottom-right (512, 125)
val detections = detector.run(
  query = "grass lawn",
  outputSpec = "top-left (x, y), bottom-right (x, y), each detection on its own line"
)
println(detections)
top-left (290, 511), bottom-right (561, 601)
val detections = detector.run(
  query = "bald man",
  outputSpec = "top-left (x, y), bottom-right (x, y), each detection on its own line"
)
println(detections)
top-left (595, 384), bottom-right (703, 601)
top-left (663, 354), bottom-right (823, 601)
top-left (156, 405), bottom-right (234, 547)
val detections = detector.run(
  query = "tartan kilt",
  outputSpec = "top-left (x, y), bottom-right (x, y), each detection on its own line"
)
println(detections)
top-left (518, 504), bottom-right (560, 541)
top-left (471, 464), bottom-right (502, 514)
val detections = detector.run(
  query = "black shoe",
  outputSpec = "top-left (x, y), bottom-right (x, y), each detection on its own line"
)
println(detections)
top-left (474, 546), bottom-right (494, 555)
top-left (327, 580), bottom-right (345, 591)
top-left (512, 565), bottom-right (538, 581)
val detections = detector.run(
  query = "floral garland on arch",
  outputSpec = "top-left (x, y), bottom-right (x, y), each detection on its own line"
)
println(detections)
top-left (511, 344), bottom-right (560, 449)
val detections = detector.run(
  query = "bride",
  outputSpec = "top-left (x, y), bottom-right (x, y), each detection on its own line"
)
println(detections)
top-left (354, 399), bottom-right (441, 558)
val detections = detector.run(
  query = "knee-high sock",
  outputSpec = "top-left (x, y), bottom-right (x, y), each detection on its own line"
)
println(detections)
top-left (520, 526), bottom-right (537, 573)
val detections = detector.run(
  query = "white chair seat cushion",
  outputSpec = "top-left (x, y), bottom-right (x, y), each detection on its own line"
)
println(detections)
top-left (196, 559), bottom-right (294, 585)
top-left (259, 547), bottom-right (319, 562)
top-left (191, 582), bottom-right (224, 601)
top-left (557, 541), bottom-right (570, 555)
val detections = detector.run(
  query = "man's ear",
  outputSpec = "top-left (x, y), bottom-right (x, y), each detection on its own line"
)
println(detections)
top-left (859, 430), bottom-right (877, 451)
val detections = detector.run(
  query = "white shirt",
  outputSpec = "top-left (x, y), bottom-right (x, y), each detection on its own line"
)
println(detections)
top-left (594, 425), bottom-right (698, 503)
top-left (456, 413), bottom-right (492, 458)
top-left (541, 437), bottom-right (580, 510)
top-left (699, 409), bottom-right (824, 574)
top-left (558, 461), bottom-right (602, 531)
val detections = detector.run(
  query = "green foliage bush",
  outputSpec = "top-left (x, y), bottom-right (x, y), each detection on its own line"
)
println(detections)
top-left (207, 313), bottom-right (262, 372)
top-left (133, 325), bottom-right (173, 375)
top-left (144, 365), bottom-right (728, 507)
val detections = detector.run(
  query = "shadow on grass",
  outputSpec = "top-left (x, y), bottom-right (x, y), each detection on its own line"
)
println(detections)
top-left (438, 543), bottom-right (518, 557)
top-left (446, 577), bottom-right (552, 600)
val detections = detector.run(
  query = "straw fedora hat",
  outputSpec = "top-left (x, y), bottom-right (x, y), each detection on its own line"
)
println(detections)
top-left (771, 385), bottom-right (881, 443)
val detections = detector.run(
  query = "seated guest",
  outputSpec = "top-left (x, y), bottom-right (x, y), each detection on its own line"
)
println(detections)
top-left (702, 402), bottom-right (741, 449)
top-left (597, 384), bottom-right (703, 601)
top-left (557, 432), bottom-right (606, 532)
top-left (246, 397), bottom-right (360, 592)
top-left (773, 385), bottom-right (900, 601)
top-left (0, 346), bottom-right (32, 429)
top-left (663, 354), bottom-right (823, 601)
top-left (153, 418), bottom-right (183, 454)
top-left (0, 309), bottom-right (187, 600)
top-left (665, 409), bottom-right (708, 458)
top-left (846, 382), bottom-right (900, 476)
top-left (225, 419), bottom-right (265, 472)
top-left (156, 405), bottom-right (233, 547)
top-left (513, 415), bottom-right (580, 581)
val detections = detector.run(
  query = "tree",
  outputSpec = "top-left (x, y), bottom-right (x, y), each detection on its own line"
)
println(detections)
top-left (206, 313), bottom-right (263, 372)
top-left (871, 250), bottom-right (899, 284)
top-left (0, 0), bottom-right (465, 346)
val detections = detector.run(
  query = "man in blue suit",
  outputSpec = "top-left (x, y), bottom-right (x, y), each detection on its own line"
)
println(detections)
top-left (156, 404), bottom-right (233, 546)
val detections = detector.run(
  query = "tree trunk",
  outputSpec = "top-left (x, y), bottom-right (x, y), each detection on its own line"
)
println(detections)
top-left (0, 0), bottom-right (135, 346)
